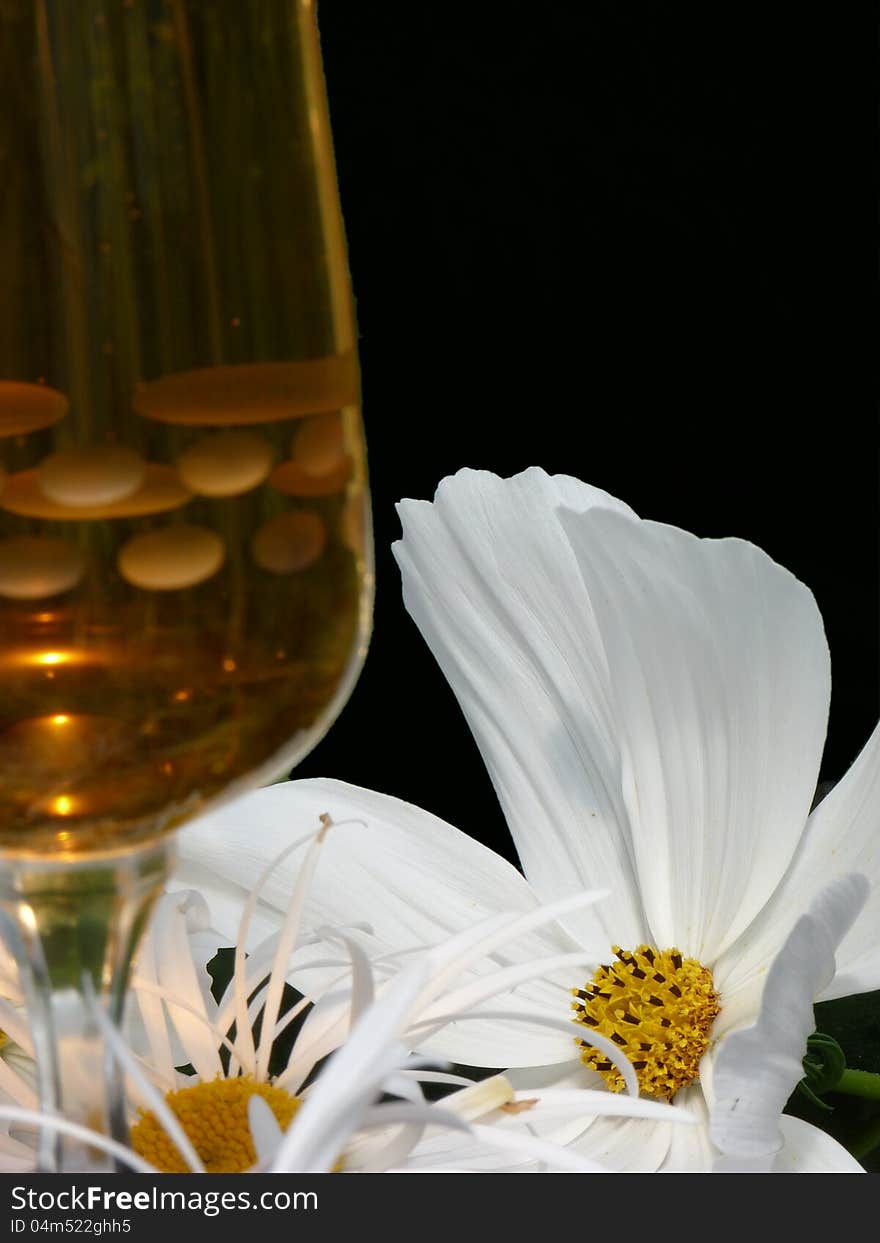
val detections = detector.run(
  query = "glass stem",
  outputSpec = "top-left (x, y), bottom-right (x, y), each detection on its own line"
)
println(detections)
top-left (0, 839), bottom-right (172, 1172)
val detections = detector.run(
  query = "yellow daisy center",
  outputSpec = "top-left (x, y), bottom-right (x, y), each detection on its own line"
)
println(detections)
top-left (130, 1075), bottom-right (301, 1173)
top-left (572, 944), bottom-right (720, 1099)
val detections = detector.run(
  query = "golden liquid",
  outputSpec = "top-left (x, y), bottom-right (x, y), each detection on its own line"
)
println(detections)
top-left (0, 3), bottom-right (371, 856)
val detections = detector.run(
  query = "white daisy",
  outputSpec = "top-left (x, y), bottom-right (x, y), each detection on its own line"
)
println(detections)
top-left (175, 467), bottom-right (878, 1172)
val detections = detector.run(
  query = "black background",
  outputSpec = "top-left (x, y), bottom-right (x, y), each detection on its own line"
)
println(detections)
top-left (295, 3), bottom-right (879, 863)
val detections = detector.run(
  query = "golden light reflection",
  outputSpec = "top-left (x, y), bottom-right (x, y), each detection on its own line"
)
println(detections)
top-left (16, 904), bottom-right (38, 935)
top-left (50, 795), bottom-right (76, 817)
top-left (173, 689), bottom-right (192, 702)
top-left (5, 648), bottom-right (99, 670)
top-left (222, 657), bottom-right (237, 673)
top-left (50, 714), bottom-right (71, 726)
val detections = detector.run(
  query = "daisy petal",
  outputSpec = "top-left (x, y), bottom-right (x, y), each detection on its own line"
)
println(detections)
top-left (270, 962), bottom-right (429, 1173)
top-left (137, 891), bottom-right (222, 1083)
top-left (247, 1095), bottom-right (283, 1166)
top-left (709, 873), bottom-right (868, 1163)
top-left (393, 466), bottom-right (646, 949)
top-left (560, 507), bottom-right (831, 960)
top-left (0, 1107), bottom-right (158, 1173)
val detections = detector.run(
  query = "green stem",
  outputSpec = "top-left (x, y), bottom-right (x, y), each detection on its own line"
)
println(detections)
top-left (848, 1115), bottom-right (880, 1162)
top-left (835, 1068), bottom-right (880, 1101)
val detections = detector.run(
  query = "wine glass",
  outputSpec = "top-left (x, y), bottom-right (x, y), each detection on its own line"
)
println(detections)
top-left (0, 0), bottom-right (371, 1170)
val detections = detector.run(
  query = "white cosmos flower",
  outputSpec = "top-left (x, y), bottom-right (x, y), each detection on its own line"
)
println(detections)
top-left (175, 467), bottom-right (878, 1172)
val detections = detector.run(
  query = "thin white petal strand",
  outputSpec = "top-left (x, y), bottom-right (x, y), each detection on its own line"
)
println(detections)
top-left (710, 874), bottom-right (868, 1162)
top-left (467, 1124), bottom-right (607, 1172)
top-left (84, 978), bottom-right (206, 1174)
top-left (233, 825), bottom-right (327, 1077)
top-left (380, 1070), bottom-right (690, 1173)
top-left (0, 1107), bottom-right (158, 1173)
top-left (139, 891), bottom-right (223, 1083)
top-left (560, 507), bottom-right (831, 960)
top-left (177, 780), bottom-right (582, 1067)
top-left (254, 831), bottom-right (330, 1082)
top-left (491, 1062), bottom-right (603, 1146)
top-left (409, 1010), bottom-right (637, 1095)
top-left (247, 1096), bottom-right (284, 1166)
top-left (270, 963), bottom-right (429, 1173)
top-left (130, 910), bottom-right (188, 1087)
top-left (393, 466), bottom-right (647, 949)
top-left (282, 888), bottom-right (613, 1084)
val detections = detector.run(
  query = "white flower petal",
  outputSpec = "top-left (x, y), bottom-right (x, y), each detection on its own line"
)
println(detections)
top-left (805, 722), bottom-right (880, 996)
top-left (176, 780), bottom-right (583, 1066)
top-left (468, 1061), bottom-right (601, 1148)
top-left (568, 1113), bottom-right (674, 1172)
top-left (710, 873), bottom-right (868, 1162)
top-left (722, 719), bottom-right (880, 1003)
top-left (714, 1117), bottom-right (864, 1173)
top-left (393, 466), bottom-right (647, 950)
top-left (270, 962), bottom-right (430, 1173)
top-left (560, 506), bottom-right (831, 960)
top-left (714, 734), bottom-right (880, 1018)
top-left (177, 780), bottom-right (558, 947)
top-left (772, 1116), bottom-right (865, 1173)
top-left (468, 1122), bottom-right (607, 1172)
top-left (135, 890), bottom-right (223, 1083)
top-left (0, 1107), bottom-right (159, 1173)
top-left (657, 1087), bottom-right (714, 1172)
top-left (248, 1095), bottom-right (284, 1166)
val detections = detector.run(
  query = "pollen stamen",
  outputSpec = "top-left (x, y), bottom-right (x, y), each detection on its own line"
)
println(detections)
top-left (130, 1075), bottom-right (301, 1173)
top-left (571, 945), bottom-right (720, 1099)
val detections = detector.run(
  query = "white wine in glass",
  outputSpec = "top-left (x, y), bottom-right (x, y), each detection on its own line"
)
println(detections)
top-left (0, 0), bottom-right (371, 1169)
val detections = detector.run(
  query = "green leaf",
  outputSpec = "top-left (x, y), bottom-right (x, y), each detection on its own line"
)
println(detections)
top-left (784, 993), bottom-right (880, 1170)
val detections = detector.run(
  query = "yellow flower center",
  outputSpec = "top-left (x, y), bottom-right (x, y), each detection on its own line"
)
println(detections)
top-left (130, 1075), bottom-right (301, 1173)
top-left (572, 945), bottom-right (720, 1099)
